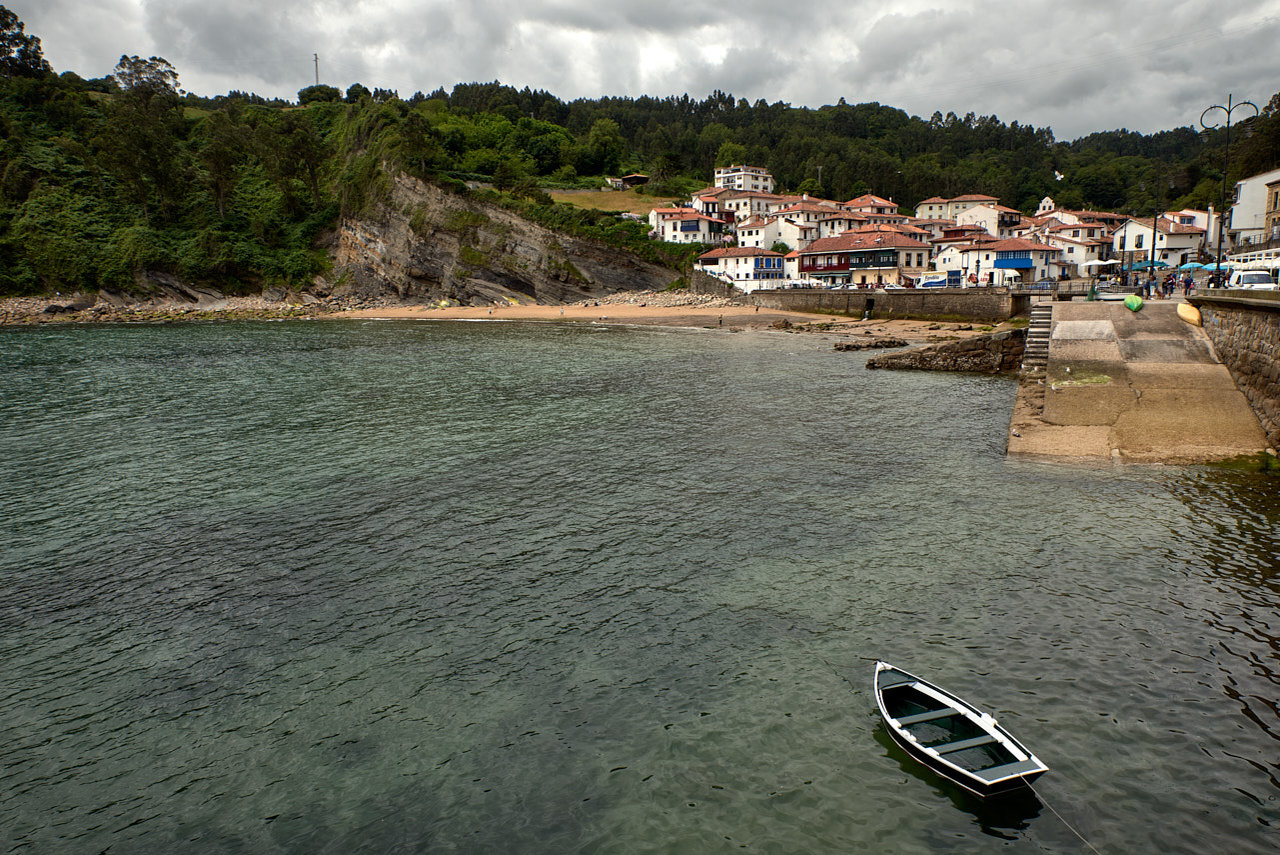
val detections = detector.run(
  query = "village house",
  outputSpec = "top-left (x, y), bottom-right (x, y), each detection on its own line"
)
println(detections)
top-left (1112, 216), bottom-right (1205, 270)
top-left (956, 203), bottom-right (1024, 239)
top-left (734, 215), bottom-right (782, 249)
top-left (1228, 167), bottom-right (1280, 250)
top-left (816, 212), bottom-right (869, 239)
top-left (714, 165), bottom-right (776, 193)
top-left (1265, 178), bottom-right (1280, 246)
top-left (694, 247), bottom-right (785, 291)
top-left (1042, 224), bottom-right (1112, 276)
top-left (933, 237), bottom-right (1061, 285)
top-left (845, 193), bottom-right (899, 217)
top-left (720, 190), bottom-right (785, 222)
top-left (648, 208), bottom-right (728, 244)
top-left (914, 193), bottom-right (1000, 221)
top-left (796, 231), bottom-right (931, 287)
top-left (688, 186), bottom-right (735, 220)
top-left (776, 217), bottom-right (819, 251)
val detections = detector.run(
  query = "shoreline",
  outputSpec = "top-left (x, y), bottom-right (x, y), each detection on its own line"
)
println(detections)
top-left (0, 291), bottom-right (1013, 344)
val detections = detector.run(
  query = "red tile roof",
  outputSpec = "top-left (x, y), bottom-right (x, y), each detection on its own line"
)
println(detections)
top-left (698, 247), bottom-right (783, 260)
top-left (799, 232), bottom-right (930, 254)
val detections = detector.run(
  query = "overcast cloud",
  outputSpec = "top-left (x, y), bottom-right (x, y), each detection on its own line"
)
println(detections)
top-left (14, 0), bottom-right (1280, 140)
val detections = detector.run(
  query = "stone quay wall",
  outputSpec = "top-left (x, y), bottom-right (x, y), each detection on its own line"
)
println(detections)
top-left (865, 328), bottom-right (1026, 373)
top-left (1190, 292), bottom-right (1280, 447)
top-left (747, 287), bottom-right (1027, 322)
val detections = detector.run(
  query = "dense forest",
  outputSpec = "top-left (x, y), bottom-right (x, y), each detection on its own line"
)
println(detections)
top-left (2, 7), bottom-right (1278, 297)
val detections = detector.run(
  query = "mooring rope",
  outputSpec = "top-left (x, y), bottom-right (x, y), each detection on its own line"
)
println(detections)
top-left (1023, 779), bottom-right (1104, 855)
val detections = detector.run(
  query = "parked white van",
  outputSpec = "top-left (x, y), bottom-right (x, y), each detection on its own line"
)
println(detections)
top-left (1228, 270), bottom-right (1277, 290)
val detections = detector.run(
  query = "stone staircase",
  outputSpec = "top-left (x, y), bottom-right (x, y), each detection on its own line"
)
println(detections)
top-left (1022, 303), bottom-right (1052, 371)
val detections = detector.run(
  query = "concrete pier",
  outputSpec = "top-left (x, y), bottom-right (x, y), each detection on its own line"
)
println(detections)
top-left (1007, 301), bottom-right (1271, 463)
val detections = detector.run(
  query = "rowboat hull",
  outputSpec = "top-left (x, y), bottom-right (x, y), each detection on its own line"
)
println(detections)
top-left (874, 661), bottom-right (1047, 797)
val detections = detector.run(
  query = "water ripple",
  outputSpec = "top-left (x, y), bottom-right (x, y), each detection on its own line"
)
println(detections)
top-left (2, 321), bottom-right (1279, 853)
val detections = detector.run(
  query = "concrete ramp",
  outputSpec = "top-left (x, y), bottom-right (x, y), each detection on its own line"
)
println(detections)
top-left (1008, 301), bottom-right (1270, 463)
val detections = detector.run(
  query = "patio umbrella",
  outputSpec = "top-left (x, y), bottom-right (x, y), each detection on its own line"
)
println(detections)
top-left (1179, 262), bottom-right (1204, 270)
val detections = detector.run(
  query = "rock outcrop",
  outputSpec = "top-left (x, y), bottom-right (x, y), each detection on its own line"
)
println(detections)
top-left (328, 173), bottom-right (680, 306)
top-left (866, 328), bottom-right (1025, 372)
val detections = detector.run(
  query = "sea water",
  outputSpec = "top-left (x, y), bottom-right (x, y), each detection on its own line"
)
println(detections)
top-left (2, 319), bottom-right (1278, 853)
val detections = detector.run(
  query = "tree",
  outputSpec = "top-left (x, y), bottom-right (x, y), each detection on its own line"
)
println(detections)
top-left (345, 82), bottom-right (371, 103)
top-left (100, 55), bottom-right (186, 221)
top-left (112, 55), bottom-right (180, 108)
top-left (0, 6), bottom-right (51, 78)
top-left (197, 110), bottom-right (250, 218)
top-left (298, 84), bottom-right (341, 105)
top-left (714, 141), bottom-right (748, 168)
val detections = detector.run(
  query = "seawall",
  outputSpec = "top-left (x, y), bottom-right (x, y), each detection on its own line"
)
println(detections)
top-left (1189, 291), bottom-right (1280, 449)
top-left (747, 287), bottom-right (1028, 322)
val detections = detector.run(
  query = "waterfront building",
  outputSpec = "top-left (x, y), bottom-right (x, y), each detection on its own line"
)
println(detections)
top-left (695, 247), bottom-right (786, 291)
top-left (795, 231), bottom-right (931, 287)
top-left (1229, 167), bottom-right (1280, 250)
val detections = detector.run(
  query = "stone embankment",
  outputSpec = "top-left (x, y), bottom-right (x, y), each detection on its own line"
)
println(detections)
top-left (1192, 294), bottom-right (1280, 448)
top-left (864, 328), bottom-right (1025, 372)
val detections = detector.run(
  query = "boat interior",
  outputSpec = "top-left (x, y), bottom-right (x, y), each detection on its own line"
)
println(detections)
top-left (880, 675), bottom-right (1021, 773)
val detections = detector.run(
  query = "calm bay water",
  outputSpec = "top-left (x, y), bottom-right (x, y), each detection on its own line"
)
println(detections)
top-left (2, 318), bottom-right (1279, 854)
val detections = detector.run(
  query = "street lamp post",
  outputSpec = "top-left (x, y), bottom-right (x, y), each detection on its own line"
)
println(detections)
top-left (1200, 94), bottom-right (1258, 287)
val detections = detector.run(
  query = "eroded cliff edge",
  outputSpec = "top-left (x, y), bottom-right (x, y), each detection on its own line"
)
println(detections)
top-left (327, 172), bottom-right (680, 306)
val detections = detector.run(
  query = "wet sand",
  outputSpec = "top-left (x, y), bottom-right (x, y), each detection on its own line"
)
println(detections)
top-left (341, 301), bottom-right (996, 343)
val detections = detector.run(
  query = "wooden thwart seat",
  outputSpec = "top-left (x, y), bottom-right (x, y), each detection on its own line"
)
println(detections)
top-left (895, 707), bottom-right (958, 726)
top-left (971, 758), bottom-right (1044, 783)
top-left (934, 735), bottom-right (997, 754)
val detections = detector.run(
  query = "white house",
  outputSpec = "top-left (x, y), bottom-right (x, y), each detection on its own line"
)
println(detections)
top-left (956, 203), bottom-right (1024, 239)
top-left (914, 193), bottom-right (999, 220)
top-left (1112, 216), bottom-right (1205, 269)
top-left (1229, 167), bottom-right (1280, 250)
top-left (934, 237), bottom-right (1061, 284)
top-left (734, 215), bottom-right (782, 249)
top-left (721, 190), bottom-right (784, 222)
top-left (845, 193), bottom-right (899, 216)
top-left (648, 208), bottom-right (728, 244)
top-left (714, 165), bottom-right (775, 193)
top-left (695, 247), bottom-right (786, 291)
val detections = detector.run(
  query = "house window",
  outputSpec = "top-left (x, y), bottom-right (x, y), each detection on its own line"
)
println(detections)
top-left (1135, 234), bottom-right (1144, 249)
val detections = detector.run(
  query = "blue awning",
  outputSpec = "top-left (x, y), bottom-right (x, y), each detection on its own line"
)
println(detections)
top-left (994, 258), bottom-right (1034, 269)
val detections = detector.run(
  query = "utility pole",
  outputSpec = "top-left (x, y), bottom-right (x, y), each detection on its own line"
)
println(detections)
top-left (314, 53), bottom-right (319, 86)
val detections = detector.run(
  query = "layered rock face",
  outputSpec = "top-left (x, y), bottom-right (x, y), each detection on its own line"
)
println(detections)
top-left (328, 173), bottom-right (679, 305)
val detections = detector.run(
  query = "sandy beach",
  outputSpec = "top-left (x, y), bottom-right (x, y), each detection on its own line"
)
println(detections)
top-left (1, 290), bottom-right (1010, 344)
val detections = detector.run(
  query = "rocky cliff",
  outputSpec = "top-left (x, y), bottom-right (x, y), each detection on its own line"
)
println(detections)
top-left (326, 172), bottom-right (681, 305)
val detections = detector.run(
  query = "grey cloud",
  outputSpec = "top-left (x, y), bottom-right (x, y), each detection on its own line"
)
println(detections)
top-left (15, 0), bottom-right (1280, 139)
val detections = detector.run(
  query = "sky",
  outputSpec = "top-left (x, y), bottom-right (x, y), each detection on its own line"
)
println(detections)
top-left (13, 0), bottom-right (1280, 140)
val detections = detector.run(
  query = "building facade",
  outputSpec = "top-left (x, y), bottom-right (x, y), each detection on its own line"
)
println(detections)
top-left (713, 165), bottom-right (776, 193)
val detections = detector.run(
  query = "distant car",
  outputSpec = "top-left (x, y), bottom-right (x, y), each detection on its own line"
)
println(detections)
top-left (1228, 270), bottom-right (1278, 290)
top-left (879, 283), bottom-right (905, 290)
